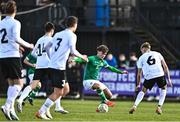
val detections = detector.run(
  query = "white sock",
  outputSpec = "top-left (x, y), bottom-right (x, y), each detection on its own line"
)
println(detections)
top-left (55, 96), bottom-right (62, 110)
top-left (18, 85), bottom-right (32, 103)
top-left (134, 91), bottom-right (145, 107)
top-left (10, 101), bottom-right (15, 112)
top-left (4, 86), bottom-right (13, 109)
top-left (7, 86), bottom-right (12, 97)
top-left (158, 89), bottom-right (166, 106)
top-left (39, 98), bottom-right (54, 114)
top-left (5, 85), bottom-right (22, 109)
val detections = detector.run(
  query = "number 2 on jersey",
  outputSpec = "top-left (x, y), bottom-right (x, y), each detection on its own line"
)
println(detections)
top-left (0, 28), bottom-right (8, 43)
top-left (55, 38), bottom-right (62, 51)
top-left (147, 56), bottom-right (156, 65)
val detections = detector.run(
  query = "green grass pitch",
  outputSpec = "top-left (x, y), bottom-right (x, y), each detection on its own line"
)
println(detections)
top-left (0, 98), bottom-right (180, 121)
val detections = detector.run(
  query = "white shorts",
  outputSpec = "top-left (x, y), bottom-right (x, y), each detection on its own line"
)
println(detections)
top-left (83, 80), bottom-right (107, 90)
top-left (28, 74), bottom-right (34, 84)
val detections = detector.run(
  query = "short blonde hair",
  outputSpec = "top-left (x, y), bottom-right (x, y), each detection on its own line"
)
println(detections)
top-left (140, 42), bottom-right (151, 49)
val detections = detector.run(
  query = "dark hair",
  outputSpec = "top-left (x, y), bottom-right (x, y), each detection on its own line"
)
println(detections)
top-left (97, 45), bottom-right (109, 54)
top-left (5, 0), bottom-right (16, 14)
top-left (45, 22), bottom-right (55, 32)
top-left (65, 16), bottom-right (78, 28)
top-left (140, 42), bottom-right (151, 49)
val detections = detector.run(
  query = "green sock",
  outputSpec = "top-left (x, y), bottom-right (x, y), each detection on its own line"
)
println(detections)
top-left (29, 86), bottom-right (40, 98)
top-left (96, 89), bottom-right (107, 103)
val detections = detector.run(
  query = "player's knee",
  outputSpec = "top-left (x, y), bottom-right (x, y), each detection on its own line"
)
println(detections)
top-left (107, 93), bottom-right (113, 99)
top-left (66, 88), bottom-right (70, 94)
top-left (55, 88), bottom-right (64, 97)
top-left (13, 79), bottom-right (24, 88)
top-left (63, 88), bottom-right (70, 96)
top-left (92, 83), bottom-right (101, 90)
top-left (161, 86), bottom-right (166, 90)
top-left (30, 80), bottom-right (39, 89)
top-left (30, 83), bottom-right (37, 89)
top-left (37, 82), bottom-right (41, 88)
top-left (7, 79), bottom-right (14, 86)
top-left (103, 89), bottom-right (112, 99)
top-left (64, 83), bottom-right (70, 94)
top-left (142, 87), bottom-right (147, 93)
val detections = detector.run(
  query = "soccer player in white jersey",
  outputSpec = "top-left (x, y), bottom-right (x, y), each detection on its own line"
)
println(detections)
top-left (35, 16), bottom-right (88, 120)
top-left (129, 42), bottom-right (173, 115)
top-left (16, 22), bottom-right (55, 113)
top-left (0, 1), bottom-right (34, 120)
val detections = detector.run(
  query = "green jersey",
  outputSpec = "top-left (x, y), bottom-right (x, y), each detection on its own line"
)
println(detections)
top-left (26, 53), bottom-right (37, 75)
top-left (84, 56), bottom-right (108, 80)
top-left (75, 55), bottom-right (124, 80)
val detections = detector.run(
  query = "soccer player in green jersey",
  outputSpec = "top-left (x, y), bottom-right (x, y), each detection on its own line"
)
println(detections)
top-left (73, 45), bottom-right (128, 112)
top-left (22, 52), bottom-right (40, 105)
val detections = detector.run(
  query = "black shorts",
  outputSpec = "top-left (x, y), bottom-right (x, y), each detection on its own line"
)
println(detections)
top-left (0, 58), bottom-right (22, 79)
top-left (33, 68), bottom-right (50, 81)
top-left (143, 76), bottom-right (167, 90)
top-left (49, 68), bottom-right (66, 88)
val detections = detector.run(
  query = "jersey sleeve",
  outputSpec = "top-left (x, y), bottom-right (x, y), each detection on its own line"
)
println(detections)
top-left (12, 21), bottom-right (32, 48)
top-left (69, 34), bottom-right (77, 47)
top-left (12, 21), bottom-right (21, 40)
top-left (158, 52), bottom-right (164, 61)
top-left (31, 40), bottom-right (39, 58)
top-left (69, 34), bottom-right (83, 59)
top-left (87, 56), bottom-right (93, 62)
top-left (103, 60), bottom-right (109, 68)
top-left (26, 53), bottom-right (31, 61)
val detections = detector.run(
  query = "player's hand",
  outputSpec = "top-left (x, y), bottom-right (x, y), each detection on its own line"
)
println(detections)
top-left (123, 70), bottom-right (128, 74)
top-left (68, 56), bottom-right (75, 64)
top-left (19, 46), bottom-right (25, 54)
top-left (82, 55), bottom-right (89, 62)
top-left (32, 64), bottom-right (36, 68)
top-left (29, 44), bottom-right (34, 49)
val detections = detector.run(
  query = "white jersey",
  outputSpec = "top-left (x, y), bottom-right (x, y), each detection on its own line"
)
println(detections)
top-left (32, 35), bottom-right (52, 69)
top-left (0, 16), bottom-right (31, 58)
top-left (137, 51), bottom-right (165, 80)
top-left (49, 29), bottom-right (82, 70)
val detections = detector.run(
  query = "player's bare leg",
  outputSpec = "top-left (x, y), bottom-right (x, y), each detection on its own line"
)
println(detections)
top-left (92, 83), bottom-right (114, 112)
top-left (103, 88), bottom-right (115, 107)
top-left (55, 82), bottom-right (70, 114)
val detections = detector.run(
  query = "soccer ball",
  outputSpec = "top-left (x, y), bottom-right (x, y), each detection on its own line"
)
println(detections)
top-left (98, 103), bottom-right (108, 113)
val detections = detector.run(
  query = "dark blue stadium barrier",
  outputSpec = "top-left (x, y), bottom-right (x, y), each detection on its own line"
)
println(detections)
top-left (83, 68), bottom-right (180, 97)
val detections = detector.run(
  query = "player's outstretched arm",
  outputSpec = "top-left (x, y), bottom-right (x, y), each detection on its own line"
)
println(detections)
top-left (161, 59), bottom-right (173, 87)
top-left (16, 38), bottom-right (34, 49)
top-left (13, 21), bottom-right (34, 49)
top-left (73, 57), bottom-right (87, 63)
top-left (107, 66), bottom-right (128, 74)
top-left (136, 68), bottom-right (142, 91)
top-left (23, 55), bottom-right (36, 68)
